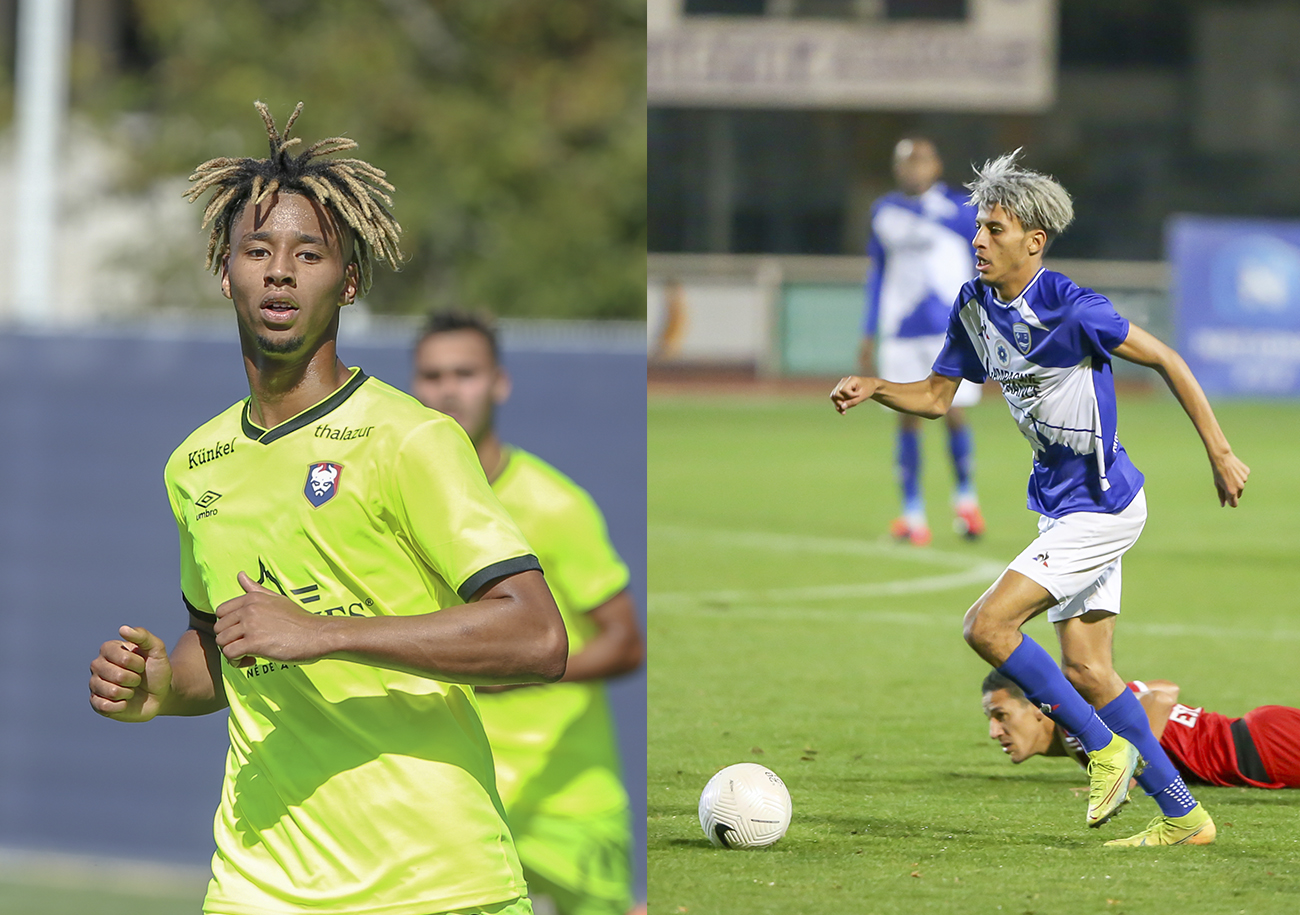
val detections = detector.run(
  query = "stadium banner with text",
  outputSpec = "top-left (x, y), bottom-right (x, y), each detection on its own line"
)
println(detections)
top-left (1169, 214), bottom-right (1300, 396)
top-left (647, 0), bottom-right (1056, 112)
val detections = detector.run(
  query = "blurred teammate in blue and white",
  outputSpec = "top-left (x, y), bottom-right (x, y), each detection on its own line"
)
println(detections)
top-left (832, 150), bottom-right (1250, 846)
top-left (861, 138), bottom-right (984, 546)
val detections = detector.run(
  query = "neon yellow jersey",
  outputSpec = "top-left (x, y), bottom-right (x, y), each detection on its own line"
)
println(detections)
top-left (164, 369), bottom-right (538, 915)
top-left (477, 449), bottom-right (630, 821)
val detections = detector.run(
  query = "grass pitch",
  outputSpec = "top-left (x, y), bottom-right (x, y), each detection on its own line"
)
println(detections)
top-left (0, 849), bottom-right (208, 914)
top-left (649, 386), bottom-right (1300, 915)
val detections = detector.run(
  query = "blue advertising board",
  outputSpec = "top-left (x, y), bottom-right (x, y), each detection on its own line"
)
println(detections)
top-left (1169, 214), bottom-right (1300, 395)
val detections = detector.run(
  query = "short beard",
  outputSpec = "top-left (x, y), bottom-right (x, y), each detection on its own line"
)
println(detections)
top-left (254, 333), bottom-right (305, 355)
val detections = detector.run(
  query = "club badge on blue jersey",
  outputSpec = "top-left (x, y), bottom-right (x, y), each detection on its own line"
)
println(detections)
top-left (304, 461), bottom-right (344, 507)
top-left (1012, 322), bottom-right (1032, 354)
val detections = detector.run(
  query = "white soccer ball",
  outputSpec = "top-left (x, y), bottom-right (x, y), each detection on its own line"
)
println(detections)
top-left (698, 763), bottom-right (792, 849)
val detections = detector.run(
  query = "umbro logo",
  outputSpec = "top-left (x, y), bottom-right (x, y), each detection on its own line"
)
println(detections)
top-left (195, 490), bottom-right (222, 520)
top-left (195, 491), bottom-right (222, 508)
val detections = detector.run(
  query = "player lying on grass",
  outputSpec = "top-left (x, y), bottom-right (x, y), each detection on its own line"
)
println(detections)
top-left (413, 310), bottom-right (645, 915)
top-left (89, 102), bottom-right (566, 915)
top-left (983, 670), bottom-right (1300, 792)
top-left (831, 149), bottom-right (1249, 847)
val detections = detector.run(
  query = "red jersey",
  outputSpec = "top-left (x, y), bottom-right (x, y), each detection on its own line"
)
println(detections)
top-left (1160, 702), bottom-right (1300, 789)
top-left (1060, 684), bottom-right (1300, 789)
top-left (1157, 703), bottom-right (1270, 788)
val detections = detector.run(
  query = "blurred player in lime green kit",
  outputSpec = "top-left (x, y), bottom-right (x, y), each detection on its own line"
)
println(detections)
top-left (413, 311), bottom-right (646, 915)
top-left (88, 103), bottom-right (568, 915)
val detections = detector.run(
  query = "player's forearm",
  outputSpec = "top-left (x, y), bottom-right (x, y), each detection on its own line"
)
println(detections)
top-left (1141, 693), bottom-right (1176, 741)
top-left (318, 573), bottom-right (567, 684)
top-left (1155, 355), bottom-right (1233, 460)
top-left (560, 591), bottom-right (644, 683)
top-left (1115, 327), bottom-right (1233, 459)
top-left (320, 606), bottom-right (566, 684)
top-left (159, 628), bottom-right (228, 716)
top-left (872, 378), bottom-right (950, 419)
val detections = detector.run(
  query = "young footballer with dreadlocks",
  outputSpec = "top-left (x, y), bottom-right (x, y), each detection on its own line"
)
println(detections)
top-left (832, 150), bottom-right (1249, 847)
top-left (89, 102), bottom-right (567, 915)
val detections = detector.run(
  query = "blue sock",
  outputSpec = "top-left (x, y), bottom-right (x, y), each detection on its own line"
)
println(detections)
top-left (948, 424), bottom-right (975, 499)
top-left (897, 427), bottom-right (922, 516)
top-left (997, 636), bottom-right (1113, 753)
top-left (1152, 779), bottom-right (1199, 818)
top-left (1097, 689), bottom-right (1198, 817)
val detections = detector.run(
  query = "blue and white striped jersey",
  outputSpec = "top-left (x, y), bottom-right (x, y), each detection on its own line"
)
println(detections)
top-left (933, 269), bottom-right (1145, 518)
top-left (864, 182), bottom-right (977, 339)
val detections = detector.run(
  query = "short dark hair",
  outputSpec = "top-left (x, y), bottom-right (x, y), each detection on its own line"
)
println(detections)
top-left (417, 309), bottom-right (501, 363)
top-left (981, 669), bottom-right (1027, 701)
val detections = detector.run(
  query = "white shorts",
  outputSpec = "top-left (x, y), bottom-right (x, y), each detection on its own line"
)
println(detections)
top-left (1006, 488), bottom-right (1147, 624)
top-left (879, 335), bottom-right (981, 407)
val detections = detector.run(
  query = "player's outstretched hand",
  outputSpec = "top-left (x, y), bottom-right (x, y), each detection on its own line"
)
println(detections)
top-left (1211, 450), bottom-right (1250, 507)
top-left (214, 571), bottom-right (330, 667)
top-left (89, 626), bottom-right (173, 722)
top-left (830, 375), bottom-right (881, 414)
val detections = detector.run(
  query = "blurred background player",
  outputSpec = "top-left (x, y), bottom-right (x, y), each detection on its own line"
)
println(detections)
top-left (862, 137), bottom-right (983, 546)
top-left (413, 310), bottom-right (646, 915)
top-left (982, 670), bottom-right (1300, 791)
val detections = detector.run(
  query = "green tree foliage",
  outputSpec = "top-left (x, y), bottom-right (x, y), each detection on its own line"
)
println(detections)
top-left (113, 0), bottom-right (646, 318)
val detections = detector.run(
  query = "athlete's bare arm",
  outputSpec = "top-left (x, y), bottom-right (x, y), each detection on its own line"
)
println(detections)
top-left (213, 569), bottom-right (567, 685)
top-left (830, 371), bottom-right (961, 419)
top-left (1136, 679), bottom-right (1181, 741)
top-left (1110, 324), bottom-right (1250, 507)
top-left (477, 588), bottom-right (643, 694)
top-left (89, 613), bottom-right (228, 721)
top-left (558, 589), bottom-right (643, 683)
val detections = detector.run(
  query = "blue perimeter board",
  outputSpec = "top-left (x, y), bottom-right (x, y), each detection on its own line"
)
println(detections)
top-left (0, 325), bottom-right (647, 896)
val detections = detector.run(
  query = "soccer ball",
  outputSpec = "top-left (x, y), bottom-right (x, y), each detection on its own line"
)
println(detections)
top-left (698, 763), bottom-right (792, 849)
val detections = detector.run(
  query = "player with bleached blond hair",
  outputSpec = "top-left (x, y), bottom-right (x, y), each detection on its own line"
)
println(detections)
top-left (832, 149), bottom-right (1250, 847)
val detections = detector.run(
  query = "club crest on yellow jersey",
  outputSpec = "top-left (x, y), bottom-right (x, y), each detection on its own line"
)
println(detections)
top-left (304, 461), bottom-right (344, 507)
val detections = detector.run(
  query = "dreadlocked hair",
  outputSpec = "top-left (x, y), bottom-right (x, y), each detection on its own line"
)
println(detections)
top-left (183, 101), bottom-right (403, 296)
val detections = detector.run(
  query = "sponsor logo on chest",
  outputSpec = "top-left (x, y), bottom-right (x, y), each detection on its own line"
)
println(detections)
top-left (188, 438), bottom-right (236, 469)
top-left (314, 423), bottom-right (374, 440)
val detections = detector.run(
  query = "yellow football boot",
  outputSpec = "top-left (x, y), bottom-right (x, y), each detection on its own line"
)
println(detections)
top-left (1105, 803), bottom-right (1216, 847)
top-left (1086, 733), bottom-right (1141, 827)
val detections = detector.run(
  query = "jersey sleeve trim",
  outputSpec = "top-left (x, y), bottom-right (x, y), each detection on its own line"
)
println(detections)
top-left (458, 554), bottom-right (543, 602)
top-left (183, 592), bottom-right (217, 624)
